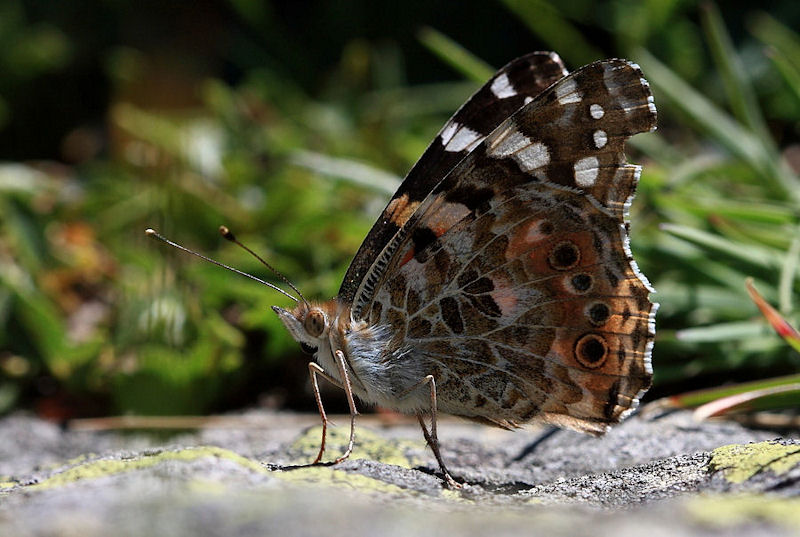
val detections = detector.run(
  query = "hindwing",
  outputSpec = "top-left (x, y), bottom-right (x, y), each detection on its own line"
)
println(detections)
top-left (358, 59), bottom-right (657, 431)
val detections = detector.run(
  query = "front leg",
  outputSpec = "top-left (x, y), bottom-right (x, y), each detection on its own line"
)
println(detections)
top-left (305, 351), bottom-right (359, 466)
top-left (307, 361), bottom-right (339, 464)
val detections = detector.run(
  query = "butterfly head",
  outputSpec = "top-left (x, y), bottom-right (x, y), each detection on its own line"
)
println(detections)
top-left (272, 303), bottom-right (330, 356)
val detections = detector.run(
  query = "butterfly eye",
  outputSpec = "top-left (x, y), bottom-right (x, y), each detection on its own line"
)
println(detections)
top-left (304, 309), bottom-right (326, 337)
top-left (300, 342), bottom-right (318, 355)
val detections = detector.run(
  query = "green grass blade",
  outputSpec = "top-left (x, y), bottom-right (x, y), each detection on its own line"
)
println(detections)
top-left (779, 235), bottom-right (800, 313)
top-left (766, 48), bottom-right (800, 106)
top-left (499, 0), bottom-right (602, 67)
top-left (676, 321), bottom-right (764, 343)
top-left (661, 373), bottom-right (800, 409)
top-left (693, 383), bottom-right (800, 419)
top-left (700, 3), bottom-right (772, 144)
top-left (289, 150), bottom-right (400, 196)
top-left (416, 27), bottom-right (494, 83)
top-left (654, 281), bottom-right (756, 316)
top-left (636, 49), bottom-right (800, 203)
top-left (750, 12), bottom-right (800, 106)
top-left (660, 223), bottom-right (782, 269)
top-left (688, 198), bottom-right (795, 226)
top-left (363, 81), bottom-right (479, 121)
top-left (628, 131), bottom-right (682, 167)
top-left (662, 153), bottom-right (725, 189)
top-left (749, 12), bottom-right (800, 72)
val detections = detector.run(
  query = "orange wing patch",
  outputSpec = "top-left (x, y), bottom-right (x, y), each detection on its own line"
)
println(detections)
top-left (385, 194), bottom-right (421, 227)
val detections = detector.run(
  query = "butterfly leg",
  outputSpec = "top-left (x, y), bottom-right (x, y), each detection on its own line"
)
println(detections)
top-left (307, 356), bottom-right (359, 465)
top-left (399, 375), bottom-right (460, 488)
top-left (307, 361), bottom-right (336, 464)
top-left (331, 349), bottom-right (359, 464)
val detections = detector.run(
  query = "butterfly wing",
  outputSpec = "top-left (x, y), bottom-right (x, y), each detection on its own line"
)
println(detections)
top-left (358, 59), bottom-right (657, 433)
top-left (338, 52), bottom-right (568, 303)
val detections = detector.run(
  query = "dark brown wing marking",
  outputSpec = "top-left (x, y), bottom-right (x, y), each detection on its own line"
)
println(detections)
top-left (338, 52), bottom-right (568, 302)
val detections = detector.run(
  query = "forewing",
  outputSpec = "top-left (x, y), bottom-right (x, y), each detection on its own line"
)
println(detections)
top-left (338, 52), bottom-right (568, 302)
top-left (362, 59), bottom-right (657, 432)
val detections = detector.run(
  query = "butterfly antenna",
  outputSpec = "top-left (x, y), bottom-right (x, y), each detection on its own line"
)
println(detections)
top-left (145, 228), bottom-right (299, 303)
top-left (218, 226), bottom-right (310, 306)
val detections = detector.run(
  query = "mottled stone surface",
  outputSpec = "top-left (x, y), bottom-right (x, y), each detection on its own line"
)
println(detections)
top-left (1, 410), bottom-right (799, 536)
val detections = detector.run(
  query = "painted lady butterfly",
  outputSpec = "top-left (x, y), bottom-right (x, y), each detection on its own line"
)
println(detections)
top-left (153, 52), bottom-right (658, 488)
top-left (272, 52), bottom-right (657, 487)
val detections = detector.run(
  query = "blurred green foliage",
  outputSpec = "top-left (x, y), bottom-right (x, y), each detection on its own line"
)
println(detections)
top-left (0, 0), bottom-right (799, 417)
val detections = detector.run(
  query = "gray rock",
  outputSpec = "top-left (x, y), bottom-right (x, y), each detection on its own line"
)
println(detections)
top-left (1, 410), bottom-right (798, 537)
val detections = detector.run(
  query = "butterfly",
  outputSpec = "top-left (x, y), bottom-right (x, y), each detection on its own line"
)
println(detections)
top-left (271, 51), bottom-right (657, 488)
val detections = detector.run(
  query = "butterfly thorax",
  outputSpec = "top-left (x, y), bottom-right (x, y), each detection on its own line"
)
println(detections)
top-left (273, 300), bottom-right (432, 413)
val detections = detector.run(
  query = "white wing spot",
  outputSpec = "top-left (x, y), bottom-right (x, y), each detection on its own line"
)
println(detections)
top-left (486, 125), bottom-right (549, 172)
top-left (555, 78), bottom-right (581, 105)
top-left (593, 130), bottom-right (607, 149)
top-left (590, 104), bottom-right (604, 119)
top-left (445, 125), bottom-right (482, 153)
top-left (486, 126), bottom-right (530, 157)
top-left (515, 142), bottom-right (550, 172)
top-left (440, 122), bottom-right (458, 145)
top-left (574, 156), bottom-right (599, 187)
top-left (490, 73), bottom-right (516, 99)
top-left (524, 96), bottom-right (533, 105)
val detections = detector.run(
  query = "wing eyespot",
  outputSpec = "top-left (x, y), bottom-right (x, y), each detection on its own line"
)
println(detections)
top-left (574, 333), bottom-right (608, 369)
top-left (548, 241), bottom-right (581, 271)
top-left (568, 273), bottom-right (593, 293)
top-left (587, 302), bottom-right (611, 326)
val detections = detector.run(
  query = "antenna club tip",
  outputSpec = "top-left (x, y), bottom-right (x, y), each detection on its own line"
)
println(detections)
top-left (145, 228), bottom-right (156, 236)
top-left (219, 225), bottom-right (235, 241)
